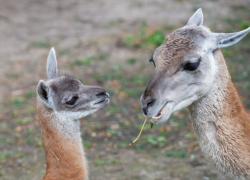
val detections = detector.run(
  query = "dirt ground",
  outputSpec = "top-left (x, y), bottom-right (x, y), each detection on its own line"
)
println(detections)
top-left (0, 0), bottom-right (250, 180)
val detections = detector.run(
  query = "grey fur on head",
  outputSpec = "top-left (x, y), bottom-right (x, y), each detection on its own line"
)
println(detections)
top-left (37, 48), bottom-right (110, 120)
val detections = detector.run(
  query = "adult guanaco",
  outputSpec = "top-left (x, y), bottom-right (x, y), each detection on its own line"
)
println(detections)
top-left (141, 8), bottom-right (250, 180)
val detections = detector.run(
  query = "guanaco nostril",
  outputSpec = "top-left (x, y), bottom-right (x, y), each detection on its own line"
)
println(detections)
top-left (143, 107), bottom-right (148, 115)
top-left (142, 98), bottom-right (156, 116)
top-left (146, 99), bottom-right (156, 108)
top-left (96, 91), bottom-right (107, 97)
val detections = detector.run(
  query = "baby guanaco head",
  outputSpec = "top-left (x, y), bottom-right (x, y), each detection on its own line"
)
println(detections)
top-left (37, 48), bottom-right (110, 120)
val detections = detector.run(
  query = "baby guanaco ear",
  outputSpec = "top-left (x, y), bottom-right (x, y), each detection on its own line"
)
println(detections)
top-left (37, 80), bottom-right (53, 108)
top-left (212, 27), bottom-right (250, 49)
top-left (47, 47), bottom-right (58, 80)
top-left (186, 8), bottom-right (203, 26)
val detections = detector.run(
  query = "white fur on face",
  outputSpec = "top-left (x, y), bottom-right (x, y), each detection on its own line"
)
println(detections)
top-left (54, 108), bottom-right (100, 122)
top-left (151, 47), bottom-right (218, 125)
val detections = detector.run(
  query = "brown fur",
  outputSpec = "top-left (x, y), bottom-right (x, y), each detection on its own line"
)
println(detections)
top-left (215, 50), bottom-right (250, 176)
top-left (154, 27), bottom-right (203, 74)
top-left (159, 28), bottom-right (197, 62)
top-left (37, 100), bottom-right (87, 180)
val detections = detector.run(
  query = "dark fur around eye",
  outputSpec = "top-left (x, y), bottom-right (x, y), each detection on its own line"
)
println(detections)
top-left (149, 56), bottom-right (156, 67)
top-left (184, 60), bottom-right (201, 71)
top-left (66, 96), bottom-right (78, 105)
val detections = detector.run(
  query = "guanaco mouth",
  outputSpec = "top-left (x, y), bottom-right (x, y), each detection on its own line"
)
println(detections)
top-left (95, 99), bottom-right (107, 104)
top-left (94, 93), bottom-right (110, 105)
top-left (151, 101), bottom-right (172, 120)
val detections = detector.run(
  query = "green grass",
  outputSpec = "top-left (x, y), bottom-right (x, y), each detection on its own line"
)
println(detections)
top-left (117, 141), bottom-right (130, 148)
top-left (27, 135), bottom-right (35, 143)
top-left (97, 54), bottom-right (109, 60)
top-left (231, 4), bottom-right (249, 11)
top-left (0, 151), bottom-right (14, 161)
top-left (0, 137), bottom-right (6, 144)
top-left (10, 97), bottom-right (27, 108)
top-left (17, 153), bottom-right (24, 158)
top-left (127, 58), bottom-right (137, 65)
top-left (143, 135), bottom-right (166, 147)
top-left (82, 140), bottom-right (92, 149)
top-left (72, 57), bottom-right (94, 66)
top-left (87, 123), bottom-right (101, 130)
top-left (95, 159), bottom-right (118, 166)
top-left (184, 133), bottom-right (193, 139)
top-left (28, 129), bottom-right (33, 134)
top-left (71, 54), bottom-right (109, 66)
top-left (107, 89), bottom-right (115, 96)
top-left (146, 30), bottom-right (165, 47)
top-left (58, 49), bottom-right (70, 55)
top-left (132, 75), bottom-right (147, 86)
top-left (93, 70), bottom-right (122, 81)
top-left (37, 140), bottom-right (43, 147)
top-left (31, 41), bottom-right (51, 48)
top-left (171, 114), bottom-right (186, 130)
top-left (25, 91), bottom-right (36, 99)
top-left (136, 113), bottom-right (144, 120)
top-left (1, 123), bottom-right (8, 130)
top-left (165, 150), bottom-right (175, 157)
top-left (27, 107), bottom-right (35, 114)
top-left (15, 117), bottom-right (33, 124)
top-left (165, 148), bottom-right (187, 158)
top-left (107, 107), bottom-right (123, 114)
top-left (192, 7), bottom-right (200, 12)
top-left (5, 73), bottom-right (20, 78)
top-left (124, 88), bottom-right (140, 97)
top-left (106, 129), bottom-right (118, 135)
top-left (95, 160), bottom-right (106, 166)
top-left (123, 21), bottom-right (165, 50)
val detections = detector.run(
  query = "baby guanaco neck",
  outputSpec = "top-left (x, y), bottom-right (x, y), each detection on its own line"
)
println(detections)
top-left (37, 100), bottom-right (88, 180)
top-left (189, 49), bottom-right (250, 179)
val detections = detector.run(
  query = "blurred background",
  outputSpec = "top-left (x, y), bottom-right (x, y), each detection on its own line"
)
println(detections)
top-left (0, 0), bottom-right (250, 179)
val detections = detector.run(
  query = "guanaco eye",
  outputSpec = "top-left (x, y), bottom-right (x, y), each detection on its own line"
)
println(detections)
top-left (184, 60), bottom-right (201, 71)
top-left (149, 56), bottom-right (156, 67)
top-left (66, 96), bottom-right (78, 105)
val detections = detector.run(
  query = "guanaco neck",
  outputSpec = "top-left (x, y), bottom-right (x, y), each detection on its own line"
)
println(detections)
top-left (189, 49), bottom-right (250, 179)
top-left (37, 100), bottom-right (88, 180)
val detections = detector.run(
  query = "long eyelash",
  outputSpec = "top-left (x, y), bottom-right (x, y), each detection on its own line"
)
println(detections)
top-left (149, 55), bottom-right (156, 67)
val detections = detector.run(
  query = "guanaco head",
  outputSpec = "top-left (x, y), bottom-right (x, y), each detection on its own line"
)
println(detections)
top-left (141, 8), bottom-right (250, 124)
top-left (37, 48), bottom-right (110, 120)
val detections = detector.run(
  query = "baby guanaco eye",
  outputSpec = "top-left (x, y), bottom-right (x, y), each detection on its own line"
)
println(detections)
top-left (184, 60), bottom-right (201, 71)
top-left (149, 56), bottom-right (156, 67)
top-left (66, 96), bottom-right (78, 105)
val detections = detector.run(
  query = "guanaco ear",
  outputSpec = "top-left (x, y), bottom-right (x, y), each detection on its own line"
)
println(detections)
top-left (37, 80), bottom-right (52, 108)
top-left (212, 27), bottom-right (250, 49)
top-left (186, 8), bottom-right (203, 26)
top-left (47, 47), bottom-right (58, 80)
